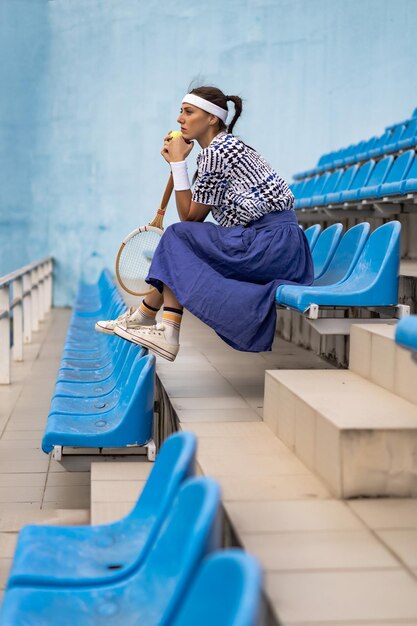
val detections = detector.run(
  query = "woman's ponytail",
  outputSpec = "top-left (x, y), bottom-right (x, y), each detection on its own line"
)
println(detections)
top-left (225, 95), bottom-right (243, 134)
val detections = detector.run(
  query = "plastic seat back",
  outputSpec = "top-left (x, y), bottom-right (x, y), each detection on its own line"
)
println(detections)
top-left (126, 432), bottom-right (197, 545)
top-left (325, 164), bottom-right (359, 204)
top-left (314, 222), bottom-right (370, 286)
top-left (357, 136), bottom-right (378, 160)
top-left (397, 118), bottom-right (417, 149)
top-left (384, 123), bottom-right (406, 151)
top-left (172, 550), bottom-right (262, 626)
top-left (304, 224), bottom-right (322, 250)
top-left (368, 129), bottom-right (391, 157)
top-left (379, 150), bottom-right (414, 196)
top-left (312, 223), bottom-right (344, 279)
top-left (295, 175), bottom-right (320, 207)
top-left (358, 155), bottom-right (394, 198)
top-left (339, 160), bottom-right (376, 202)
top-left (0, 478), bottom-right (222, 626)
top-left (333, 144), bottom-right (354, 167)
top-left (290, 179), bottom-right (307, 198)
top-left (311, 169), bottom-right (344, 204)
top-left (403, 153), bottom-right (417, 193)
top-left (337, 221), bottom-right (401, 304)
top-left (344, 140), bottom-right (367, 165)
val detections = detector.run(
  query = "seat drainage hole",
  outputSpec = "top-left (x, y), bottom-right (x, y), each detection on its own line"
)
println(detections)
top-left (107, 564), bottom-right (123, 570)
top-left (95, 420), bottom-right (107, 427)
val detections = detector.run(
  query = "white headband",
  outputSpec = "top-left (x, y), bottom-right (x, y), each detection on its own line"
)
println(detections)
top-left (182, 93), bottom-right (228, 123)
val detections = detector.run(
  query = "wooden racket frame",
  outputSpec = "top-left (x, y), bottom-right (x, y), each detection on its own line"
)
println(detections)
top-left (116, 174), bottom-right (174, 296)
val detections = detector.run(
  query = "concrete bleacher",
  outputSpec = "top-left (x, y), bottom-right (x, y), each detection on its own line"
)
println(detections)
top-left (90, 312), bottom-right (417, 625)
top-left (1, 292), bottom-right (417, 623)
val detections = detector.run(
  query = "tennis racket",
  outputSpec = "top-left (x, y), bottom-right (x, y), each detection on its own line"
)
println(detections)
top-left (116, 174), bottom-right (174, 296)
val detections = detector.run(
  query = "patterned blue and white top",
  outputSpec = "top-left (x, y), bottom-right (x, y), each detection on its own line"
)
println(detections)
top-left (192, 131), bottom-right (294, 227)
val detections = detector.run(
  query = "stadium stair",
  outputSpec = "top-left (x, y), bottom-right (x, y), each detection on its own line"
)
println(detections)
top-left (264, 321), bottom-right (417, 498)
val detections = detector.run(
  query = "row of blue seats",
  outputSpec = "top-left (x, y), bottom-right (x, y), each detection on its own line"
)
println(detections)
top-left (294, 106), bottom-right (417, 179)
top-left (278, 221), bottom-right (401, 313)
top-left (291, 148), bottom-right (417, 209)
top-left (42, 269), bottom-right (155, 453)
top-left (0, 432), bottom-right (262, 625)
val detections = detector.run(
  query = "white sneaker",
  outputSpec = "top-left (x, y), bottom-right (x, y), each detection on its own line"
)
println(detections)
top-left (114, 323), bottom-right (179, 361)
top-left (95, 307), bottom-right (154, 335)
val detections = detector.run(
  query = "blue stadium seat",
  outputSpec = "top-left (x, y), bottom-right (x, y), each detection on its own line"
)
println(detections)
top-left (50, 348), bottom-right (147, 415)
top-left (8, 432), bottom-right (196, 588)
top-left (343, 140), bottom-right (367, 166)
top-left (0, 478), bottom-right (221, 626)
top-left (395, 118), bottom-right (417, 151)
top-left (368, 129), bottom-right (391, 158)
top-left (379, 150), bottom-right (415, 196)
top-left (53, 345), bottom-right (144, 399)
top-left (42, 352), bottom-right (155, 452)
top-left (302, 172), bottom-right (330, 207)
top-left (383, 123), bottom-right (407, 153)
top-left (303, 224), bottom-right (322, 250)
top-left (290, 179), bottom-right (305, 197)
top-left (356, 136), bottom-right (378, 161)
top-left (311, 223), bottom-right (343, 279)
top-left (172, 550), bottom-right (262, 626)
top-left (402, 153), bottom-right (417, 194)
top-left (56, 340), bottom-right (132, 383)
top-left (325, 164), bottom-right (359, 205)
top-left (338, 160), bottom-right (375, 203)
top-left (294, 175), bottom-right (320, 208)
top-left (357, 155), bottom-right (394, 199)
top-left (395, 315), bottom-right (417, 355)
top-left (310, 169), bottom-right (344, 206)
top-left (313, 222), bottom-right (370, 287)
top-left (276, 221), bottom-right (401, 313)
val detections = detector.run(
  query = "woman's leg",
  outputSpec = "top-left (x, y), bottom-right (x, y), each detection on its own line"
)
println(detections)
top-left (144, 288), bottom-right (164, 310)
top-left (162, 284), bottom-right (182, 309)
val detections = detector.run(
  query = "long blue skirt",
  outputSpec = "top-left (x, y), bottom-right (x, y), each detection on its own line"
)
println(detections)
top-left (146, 210), bottom-right (313, 352)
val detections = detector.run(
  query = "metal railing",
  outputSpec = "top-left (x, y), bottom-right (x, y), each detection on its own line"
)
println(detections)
top-left (0, 257), bottom-right (53, 384)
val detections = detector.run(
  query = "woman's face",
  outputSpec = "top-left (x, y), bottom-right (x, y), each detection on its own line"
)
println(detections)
top-left (177, 103), bottom-right (219, 141)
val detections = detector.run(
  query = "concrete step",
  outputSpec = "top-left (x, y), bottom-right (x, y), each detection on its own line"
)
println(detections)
top-left (263, 369), bottom-right (417, 498)
top-left (350, 323), bottom-right (417, 406)
top-left (0, 508), bottom-right (90, 532)
top-left (90, 461), bottom-right (151, 524)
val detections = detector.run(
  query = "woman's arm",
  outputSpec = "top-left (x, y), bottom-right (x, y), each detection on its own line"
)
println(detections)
top-left (174, 190), bottom-right (211, 222)
top-left (161, 132), bottom-right (211, 222)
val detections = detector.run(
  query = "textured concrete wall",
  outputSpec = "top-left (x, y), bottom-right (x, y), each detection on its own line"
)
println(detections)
top-left (1, 0), bottom-right (417, 303)
top-left (0, 0), bottom-right (49, 275)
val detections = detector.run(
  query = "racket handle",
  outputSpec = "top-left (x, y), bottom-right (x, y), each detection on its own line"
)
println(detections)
top-left (159, 174), bottom-right (174, 216)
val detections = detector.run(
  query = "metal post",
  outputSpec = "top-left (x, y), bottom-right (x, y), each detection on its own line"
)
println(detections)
top-left (30, 268), bottom-right (39, 332)
top-left (49, 260), bottom-right (54, 310)
top-left (23, 272), bottom-right (32, 344)
top-left (43, 262), bottom-right (50, 314)
top-left (0, 285), bottom-right (11, 384)
top-left (38, 264), bottom-right (45, 322)
top-left (12, 278), bottom-right (23, 362)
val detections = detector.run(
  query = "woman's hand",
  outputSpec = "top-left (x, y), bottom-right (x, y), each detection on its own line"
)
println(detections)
top-left (161, 131), bottom-right (194, 163)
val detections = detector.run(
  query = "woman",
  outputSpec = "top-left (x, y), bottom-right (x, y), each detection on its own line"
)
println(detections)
top-left (97, 85), bottom-right (314, 361)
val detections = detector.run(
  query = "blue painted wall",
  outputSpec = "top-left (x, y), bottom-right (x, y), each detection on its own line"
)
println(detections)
top-left (1, 0), bottom-right (417, 304)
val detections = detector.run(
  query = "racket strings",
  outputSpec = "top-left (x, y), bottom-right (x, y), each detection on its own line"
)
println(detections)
top-left (118, 230), bottom-right (162, 293)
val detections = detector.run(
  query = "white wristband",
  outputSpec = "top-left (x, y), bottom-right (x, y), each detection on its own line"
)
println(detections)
top-left (170, 160), bottom-right (191, 191)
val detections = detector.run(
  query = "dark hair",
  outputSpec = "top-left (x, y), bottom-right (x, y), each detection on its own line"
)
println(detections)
top-left (188, 84), bottom-right (243, 134)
